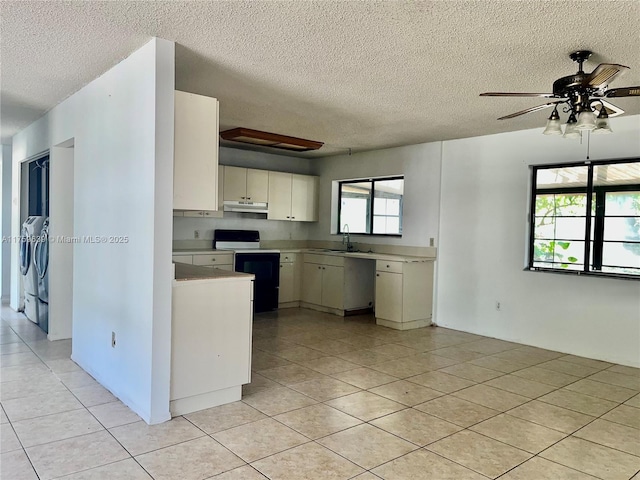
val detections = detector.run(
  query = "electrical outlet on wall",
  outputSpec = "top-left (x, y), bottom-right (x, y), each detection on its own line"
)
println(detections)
top-left (194, 230), bottom-right (200, 239)
top-left (495, 301), bottom-right (501, 311)
top-left (111, 331), bottom-right (116, 348)
top-left (429, 237), bottom-right (435, 247)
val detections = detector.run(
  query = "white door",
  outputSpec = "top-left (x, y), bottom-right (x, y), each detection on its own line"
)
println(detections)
top-left (301, 263), bottom-right (323, 305)
top-left (321, 265), bottom-right (344, 310)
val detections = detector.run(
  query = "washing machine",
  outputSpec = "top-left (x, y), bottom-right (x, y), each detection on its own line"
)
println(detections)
top-left (34, 217), bottom-right (49, 333)
top-left (20, 216), bottom-right (46, 323)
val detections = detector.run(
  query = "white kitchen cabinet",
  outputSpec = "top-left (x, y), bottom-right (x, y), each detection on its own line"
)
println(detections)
top-left (375, 271), bottom-right (402, 321)
top-left (267, 172), bottom-right (318, 222)
top-left (173, 91), bottom-right (219, 211)
top-left (291, 174), bottom-right (319, 221)
top-left (171, 273), bottom-right (253, 416)
top-left (321, 265), bottom-right (344, 310)
top-left (301, 262), bottom-right (324, 305)
top-left (279, 252), bottom-right (301, 306)
top-left (223, 166), bottom-right (268, 203)
top-left (301, 254), bottom-right (373, 314)
top-left (267, 171), bottom-right (293, 220)
top-left (374, 260), bottom-right (434, 330)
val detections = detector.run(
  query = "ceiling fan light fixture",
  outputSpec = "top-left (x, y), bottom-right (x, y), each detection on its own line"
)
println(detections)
top-left (592, 107), bottom-right (612, 135)
top-left (563, 113), bottom-right (581, 139)
top-left (575, 109), bottom-right (597, 131)
top-left (542, 107), bottom-right (563, 135)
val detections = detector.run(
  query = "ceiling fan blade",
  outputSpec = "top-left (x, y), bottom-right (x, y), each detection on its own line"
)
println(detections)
top-left (595, 99), bottom-right (625, 117)
top-left (480, 92), bottom-right (558, 98)
top-left (497, 102), bottom-right (560, 120)
top-left (604, 86), bottom-right (640, 98)
top-left (585, 64), bottom-right (630, 89)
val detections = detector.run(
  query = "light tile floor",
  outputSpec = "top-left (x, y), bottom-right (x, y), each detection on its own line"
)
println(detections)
top-left (1, 306), bottom-right (639, 479)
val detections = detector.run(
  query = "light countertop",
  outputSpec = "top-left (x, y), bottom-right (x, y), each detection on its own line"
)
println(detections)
top-left (173, 263), bottom-right (253, 281)
top-left (173, 249), bottom-right (234, 255)
top-left (173, 248), bottom-right (433, 263)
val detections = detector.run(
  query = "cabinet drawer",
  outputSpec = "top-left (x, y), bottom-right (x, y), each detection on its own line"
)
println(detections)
top-left (192, 253), bottom-right (234, 266)
top-left (172, 255), bottom-right (193, 265)
top-left (201, 264), bottom-right (233, 271)
top-left (280, 253), bottom-right (297, 263)
top-left (376, 260), bottom-right (403, 273)
top-left (303, 253), bottom-right (344, 267)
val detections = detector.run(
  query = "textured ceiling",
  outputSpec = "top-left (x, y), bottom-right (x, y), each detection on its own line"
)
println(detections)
top-left (2, 1), bottom-right (639, 156)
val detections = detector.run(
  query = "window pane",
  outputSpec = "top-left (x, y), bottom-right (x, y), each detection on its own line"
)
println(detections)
top-left (603, 217), bottom-right (640, 242)
top-left (605, 191), bottom-right (640, 215)
top-left (373, 198), bottom-right (386, 215)
top-left (594, 163), bottom-right (640, 187)
top-left (554, 217), bottom-right (586, 240)
top-left (535, 193), bottom-right (588, 217)
top-left (602, 242), bottom-right (640, 269)
top-left (387, 198), bottom-right (400, 215)
top-left (372, 179), bottom-right (403, 235)
top-left (601, 266), bottom-right (640, 275)
top-left (340, 181), bottom-right (371, 234)
top-left (536, 166), bottom-right (588, 189)
top-left (387, 216), bottom-right (400, 234)
top-left (533, 240), bottom-right (583, 265)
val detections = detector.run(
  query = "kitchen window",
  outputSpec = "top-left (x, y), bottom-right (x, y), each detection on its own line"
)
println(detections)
top-left (338, 177), bottom-right (404, 235)
top-left (529, 159), bottom-right (640, 278)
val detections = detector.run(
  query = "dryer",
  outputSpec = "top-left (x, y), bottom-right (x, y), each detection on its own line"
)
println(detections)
top-left (34, 217), bottom-right (49, 333)
top-left (20, 216), bottom-right (46, 324)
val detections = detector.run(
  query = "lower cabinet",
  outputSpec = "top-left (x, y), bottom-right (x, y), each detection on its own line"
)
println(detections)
top-left (171, 276), bottom-right (253, 416)
top-left (374, 260), bottom-right (434, 330)
top-left (278, 252), bottom-right (301, 306)
top-left (301, 254), bottom-right (373, 315)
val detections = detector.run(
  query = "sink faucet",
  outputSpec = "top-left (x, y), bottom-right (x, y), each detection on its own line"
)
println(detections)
top-left (342, 224), bottom-right (355, 252)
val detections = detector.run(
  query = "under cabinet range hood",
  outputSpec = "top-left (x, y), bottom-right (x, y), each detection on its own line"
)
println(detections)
top-left (223, 201), bottom-right (269, 214)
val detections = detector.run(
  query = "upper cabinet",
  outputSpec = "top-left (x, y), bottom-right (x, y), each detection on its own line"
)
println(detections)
top-left (173, 91), bottom-right (219, 211)
top-left (223, 167), bottom-right (268, 203)
top-left (268, 172), bottom-right (318, 222)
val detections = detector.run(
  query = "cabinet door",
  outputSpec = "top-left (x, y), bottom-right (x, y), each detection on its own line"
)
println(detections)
top-left (223, 166), bottom-right (247, 201)
top-left (279, 262), bottom-right (294, 303)
top-left (322, 265), bottom-right (344, 310)
top-left (301, 263), bottom-right (323, 305)
top-left (246, 169), bottom-right (269, 203)
top-left (173, 91), bottom-right (218, 211)
top-left (375, 271), bottom-right (403, 322)
top-left (267, 171), bottom-right (292, 220)
top-left (218, 165), bottom-right (224, 208)
top-left (291, 174), bottom-right (318, 222)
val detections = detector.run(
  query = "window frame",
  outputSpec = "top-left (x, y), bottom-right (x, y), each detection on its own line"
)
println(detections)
top-left (337, 175), bottom-right (404, 237)
top-left (528, 158), bottom-right (640, 280)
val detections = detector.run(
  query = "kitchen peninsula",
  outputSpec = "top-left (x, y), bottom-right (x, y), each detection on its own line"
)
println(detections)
top-left (170, 263), bottom-right (254, 416)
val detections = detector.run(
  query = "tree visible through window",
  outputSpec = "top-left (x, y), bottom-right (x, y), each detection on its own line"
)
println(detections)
top-left (529, 160), bottom-right (640, 278)
top-left (339, 177), bottom-right (403, 235)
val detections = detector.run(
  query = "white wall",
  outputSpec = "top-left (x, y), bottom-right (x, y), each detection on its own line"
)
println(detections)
top-left (437, 115), bottom-right (640, 367)
top-left (1, 145), bottom-right (12, 301)
top-left (11, 38), bottom-right (175, 423)
top-left (174, 146), bottom-right (316, 243)
top-left (309, 142), bottom-right (442, 247)
top-left (48, 146), bottom-right (74, 340)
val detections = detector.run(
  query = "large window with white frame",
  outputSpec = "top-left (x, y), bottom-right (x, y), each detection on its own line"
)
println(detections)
top-left (338, 177), bottom-right (404, 236)
top-left (529, 159), bottom-right (640, 278)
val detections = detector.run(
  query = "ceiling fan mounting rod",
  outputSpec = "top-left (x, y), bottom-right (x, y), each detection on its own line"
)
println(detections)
top-left (569, 50), bottom-right (592, 74)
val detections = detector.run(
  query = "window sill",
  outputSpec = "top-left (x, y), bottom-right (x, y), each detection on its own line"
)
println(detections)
top-left (525, 267), bottom-right (640, 281)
